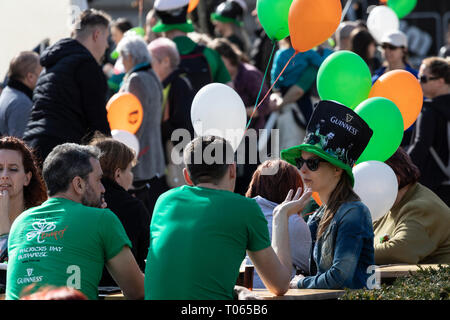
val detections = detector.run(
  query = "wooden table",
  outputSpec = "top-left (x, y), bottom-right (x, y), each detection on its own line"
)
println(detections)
top-left (101, 289), bottom-right (345, 301)
top-left (253, 288), bottom-right (345, 300)
top-left (376, 264), bottom-right (447, 279)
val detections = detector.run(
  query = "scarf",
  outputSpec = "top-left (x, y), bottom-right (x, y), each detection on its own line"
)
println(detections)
top-left (7, 78), bottom-right (33, 100)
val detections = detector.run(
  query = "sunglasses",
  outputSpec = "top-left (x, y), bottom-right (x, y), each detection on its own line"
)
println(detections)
top-left (381, 43), bottom-right (401, 50)
top-left (419, 75), bottom-right (440, 83)
top-left (295, 156), bottom-right (327, 171)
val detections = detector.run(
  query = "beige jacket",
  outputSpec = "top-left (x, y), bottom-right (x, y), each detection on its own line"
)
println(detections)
top-left (373, 183), bottom-right (450, 264)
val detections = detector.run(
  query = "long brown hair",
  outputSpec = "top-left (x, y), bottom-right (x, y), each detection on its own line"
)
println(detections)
top-left (316, 171), bottom-right (360, 239)
top-left (0, 136), bottom-right (47, 209)
top-left (245, 159), bottom-right (303, 204)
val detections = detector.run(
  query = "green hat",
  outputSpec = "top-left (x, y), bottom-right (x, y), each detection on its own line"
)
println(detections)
top-left (152, 3), bottom-right (194, 34)
top-left (281, 101), bottom-right (373, 186)
top-left (210, 0), bottom-right (246, 27)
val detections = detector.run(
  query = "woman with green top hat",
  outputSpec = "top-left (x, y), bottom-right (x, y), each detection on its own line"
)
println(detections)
top-left (210, 0), bottom-right (250, 56)
top-left (281, 100), bottom-right (375, 289)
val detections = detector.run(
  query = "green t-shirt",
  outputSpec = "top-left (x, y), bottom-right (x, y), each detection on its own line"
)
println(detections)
top-left (145, 186), bottom-right (270, 300)
top-left (6, 198), bottom-right (131, 300)
top-left (172, 35), bottom-right (231, 84)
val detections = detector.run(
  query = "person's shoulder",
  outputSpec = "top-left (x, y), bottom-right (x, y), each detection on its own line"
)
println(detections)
top-left (336, 201), bottom-right (371, 222)
top-left (401, 184), bottom-right (450, 215)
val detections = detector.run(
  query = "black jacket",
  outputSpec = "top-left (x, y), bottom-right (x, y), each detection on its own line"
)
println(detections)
top-left (23, 38), bottom-right (110, 156)
top-left (408, 94), bottom-right (450, 189)
top-left (99, 178), bottom-right (150, 287)
top-left (161, 68), bottom-right (195, 145)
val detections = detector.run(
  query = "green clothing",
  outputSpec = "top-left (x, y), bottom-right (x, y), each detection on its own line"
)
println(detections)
top-left (172, 36), bottom-right (231, 84)
top-left (373, 183), bottom-right (450, 265)
top-left (6, 198), bottom-right (131, 300)
top-left (145, 186), bottom-right (271, 300)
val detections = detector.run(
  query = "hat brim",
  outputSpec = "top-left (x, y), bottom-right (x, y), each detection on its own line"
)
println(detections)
top-left (210, 13), bottom-right (243, 26)
top-left (281, 144), bottom-right (355, 186)
top-left (152, 20), bottom-right (194, 33)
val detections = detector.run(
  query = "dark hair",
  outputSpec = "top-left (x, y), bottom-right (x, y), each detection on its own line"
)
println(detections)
top-left (351, 29), bottom-right (376, 65)
top-left (209, 38), bottom-right (244, 67)
top-left (43, 143), bottom-right (100, 196)
top-left (422, 56), bottom-right (450, 84)
top-left (245, 160), bottom-right (304, 204)
top-left (90, 136), bottom-right (136, 181)
top-left (385, 147), bottom-right (420, 189)
top-left (111, 18), bottom-right (133, 33)
top-left (74, 9), bottom-right (111, 37)
top-left (0, 136), bottom-right (47, 209)
top-left (183, 136), bottom-right (235, 185)
top-left (317, 170), bottom-right (360, 239)
top-left (7, 51), bottom-right (40, 81)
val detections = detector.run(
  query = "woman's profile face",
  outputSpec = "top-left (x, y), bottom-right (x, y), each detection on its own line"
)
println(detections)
top-left (0, 149), bottom-right (31, 198)
top-left (297, 151), bottom-right (340, 194)
top-left (115, 162), bottom-right (134, 191)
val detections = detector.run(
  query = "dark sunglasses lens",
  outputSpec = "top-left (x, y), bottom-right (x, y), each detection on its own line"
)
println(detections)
top-left (307, 159), bottom-right (320, 171)
top-left (296, 157), bottom-right (322, 171)
top-left (295, 157), bottom-right (305, 169)
top-left (382, 44), bottom-right (397, 50)
top-left (420, 76), bottom-right (427, 83)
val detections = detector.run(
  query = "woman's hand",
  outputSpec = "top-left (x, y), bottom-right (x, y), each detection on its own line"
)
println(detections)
top-left (289, 274), bottom-right (305, 289)
top-left (274, 187), bottom-right (313, 218)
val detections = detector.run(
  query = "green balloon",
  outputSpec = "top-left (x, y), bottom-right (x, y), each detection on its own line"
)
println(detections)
top-left (355, 97), bottom-right (404, 164)
top-left (317, 51), bottom-right (372, 109)
top-left (388, 0), bottom-right (417, 19)
top-left (256, 0), bottom-right (293, 41)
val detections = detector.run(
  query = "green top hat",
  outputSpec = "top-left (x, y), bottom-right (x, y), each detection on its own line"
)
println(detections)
top-left (281, 100), bottom-right (373, 186)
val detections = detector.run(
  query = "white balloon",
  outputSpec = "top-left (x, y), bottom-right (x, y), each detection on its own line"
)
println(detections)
top-left (367, 6), bottom-right (399, 43)
top-left (111, 129), bottom-right (140, 156)
top-left (353, 161), bottom-right (398, 222)
top-left (191, 83), bottom-right (247, 151)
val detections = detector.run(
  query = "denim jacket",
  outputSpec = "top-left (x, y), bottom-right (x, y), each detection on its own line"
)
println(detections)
top-left (298, 201), bottom-right (375, 289)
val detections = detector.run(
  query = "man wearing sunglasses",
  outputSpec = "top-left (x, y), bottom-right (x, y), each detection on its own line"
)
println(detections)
top-left (408, 56), bottom-right (450, 207)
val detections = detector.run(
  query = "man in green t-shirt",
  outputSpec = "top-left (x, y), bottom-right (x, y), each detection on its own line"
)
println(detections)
top-left (145, 136), bottom-right (312, 300)
top-left (6, 144), bottom-right (144, 300)
top-left (152, 0), bottom-right (231, 92)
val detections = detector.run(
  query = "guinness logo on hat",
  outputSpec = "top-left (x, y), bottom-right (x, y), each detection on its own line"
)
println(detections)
top-left (346, 114), bottom-right (353, 123)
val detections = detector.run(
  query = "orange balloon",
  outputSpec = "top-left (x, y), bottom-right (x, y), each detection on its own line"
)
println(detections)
top-left (369, 70), bottom-right (423, 130)
top-left (380, 0), bottom-right (388, 3)
top-left (288, 0), bottom-right (342, 52)
top-left (188, 0), bottom-right (200, 13)
top-left (312, 192), bottom-right (322, 206)
top-left (106, 93), bottom-right (143, 134)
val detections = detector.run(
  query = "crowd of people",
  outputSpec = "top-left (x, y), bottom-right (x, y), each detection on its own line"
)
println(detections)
top-left (0, 0), bottom-right (449, 300)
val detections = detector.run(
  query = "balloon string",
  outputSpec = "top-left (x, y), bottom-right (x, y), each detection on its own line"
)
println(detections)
top-left (245, 41), bottom-right (277, 130)
top-left (245, 50), bottom-right (298, 133)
